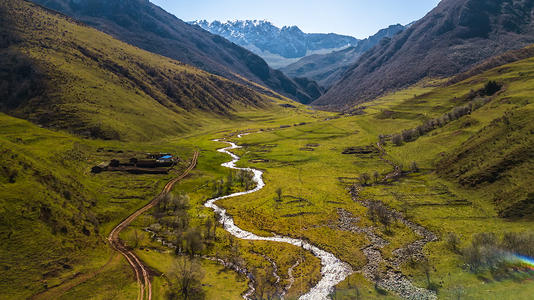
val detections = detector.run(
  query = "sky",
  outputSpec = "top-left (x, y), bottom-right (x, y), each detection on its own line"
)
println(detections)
top-left (150, 0), bottom-right (441, 38)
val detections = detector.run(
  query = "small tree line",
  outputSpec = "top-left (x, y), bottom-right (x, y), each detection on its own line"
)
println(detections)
top-left (211, 169), bottom-right (255, 198)
top-left (147, 193), bottom-right (218, 258)
top-left (358, 162), bottom-right (419, 186)
top-left (384, 81), bottom-right (500, 147)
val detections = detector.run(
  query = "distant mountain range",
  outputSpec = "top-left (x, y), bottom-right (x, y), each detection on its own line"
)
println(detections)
top-left (281, 24), bottom-right (406, 88)
top-left (30, 0), bottom-right (322, 104)
top-left (315, 0), bottom-right (534, 107)
top-left (190, 20), bottom-right (359, 68)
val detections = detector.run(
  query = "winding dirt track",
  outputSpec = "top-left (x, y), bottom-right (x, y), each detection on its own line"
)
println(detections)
top-left (107, 150), bottom-right (199, 300)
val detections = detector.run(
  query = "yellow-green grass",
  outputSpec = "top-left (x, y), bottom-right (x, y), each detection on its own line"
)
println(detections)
top-left (4, 51), bottom-right (534, 299)
top-left (55, 257), bottom-right (138, 300)
top-left (2, 2), bottom-right (534, 297)
top-left (135, 251), bottom-right (249, 300)
top-left (3, 0), bottom-right (323, 141)
top-left (197, 53), bottom-right (534, 298)
top-left (0, 101), bottom-right (330, 299)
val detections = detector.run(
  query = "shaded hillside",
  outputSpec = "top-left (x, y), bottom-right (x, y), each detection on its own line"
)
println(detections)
top-left (30, 0), bottom-right (321, 103)
top-left (0, 114), bottom-right (104, 299)
top-left (0, 0), bottom-right (273, 141)
top-left (438, 108), bottom-right (534, 218)
top-left (281, 24), bottom-right (405, 88)
top-left (373, 47), bottom-right (534, 219)
top-left (315, 0), bottom-right (534, 107)
top-left (191, 20), bottom-right (358, 68)
top-left (448, 44), bottom-right (534, 84)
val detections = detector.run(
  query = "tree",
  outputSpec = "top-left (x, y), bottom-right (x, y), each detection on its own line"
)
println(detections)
top-left (184, 228), bottom-right (204, 257)
top-left (411, 161), bottom-right (419, 173)
top-left (483, 80), bottom-right (501, 96)
top-left (212, 179), bottom-right (224, 197)
top-left (167, 257), bottom-right (205, 300)
top-left (421, 258), bottom-right (431, 287)
top-left (275, 187), bottom-right (283, 202)
top-left (377, 205), bottom-right (392, 233)
top-left (451, 285), bottom-right (466, 300)
top-left (163, 193), bottom-right (190, 214)
top-left (416, 125), bottom-right (425, 137)
top-left (401, 130), bottom-right (412, 142)
top-left (225, 171), bottom-right (234, 194)
top-left (373, 171), bottom-right (380, 183)
top-left (237, 170), bottom-right (255, 190)
top-left (204, 218), bottom-right (213, 240)
top-left (359, 173), bottom-right (371, 186)
top-left (393, 192), bottom-right (409, 216)
top-left (419, 258), bottom-right (439, 292)
top-left (254, 266), bottom-right (277, 300)
top-left (446, 232), bottom-right (460, 253)
top-left (378, 135), bottom-right (386, 145)
top-left (367, 202), bottom-right (378, 224)
top-left (392, 134), bottom-right (403, 146)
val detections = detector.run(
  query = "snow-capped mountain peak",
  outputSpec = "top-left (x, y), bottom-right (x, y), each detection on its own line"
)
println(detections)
top-left (189, 19), bottom-right (359, 68)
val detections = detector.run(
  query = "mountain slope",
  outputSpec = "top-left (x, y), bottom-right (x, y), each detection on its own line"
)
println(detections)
top-left (431, 49), bottom-right (534, 218)
top-left (30, 0), bottom-right (321, 104)
top-left (190, 20), bottom-right (358, 68)
top-left (0, 0), bottom-right (275, 141)
top-left (315, 0), bottom-right (534, 107)
top-left (281, 24), bottom-right (405, 88)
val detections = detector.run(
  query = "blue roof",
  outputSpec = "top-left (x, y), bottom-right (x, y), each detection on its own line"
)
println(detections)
top-left (160, 155), bottom-right (172, 159)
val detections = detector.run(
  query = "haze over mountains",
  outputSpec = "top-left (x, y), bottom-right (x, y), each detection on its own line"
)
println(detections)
top-left (315, 0), bottom-right (534, 107)
top-left (190, 20), bottom-right (359, 69)
top-left (30, 0), bottom-right (323, 104)
top-left (281, 24), bottom-right (406, 88)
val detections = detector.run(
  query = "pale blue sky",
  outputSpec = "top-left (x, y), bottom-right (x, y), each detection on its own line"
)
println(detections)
top-left (150, 0), bottom-right (441, 38)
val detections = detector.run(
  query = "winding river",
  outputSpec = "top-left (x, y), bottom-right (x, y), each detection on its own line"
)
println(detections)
top-left (205, 134), bottom-right (353, 300)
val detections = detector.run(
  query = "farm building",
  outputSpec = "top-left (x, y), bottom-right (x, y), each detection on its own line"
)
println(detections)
top-left (135, 160), bottom-right (158, 168)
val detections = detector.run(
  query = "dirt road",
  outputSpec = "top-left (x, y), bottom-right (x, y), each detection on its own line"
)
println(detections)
top-left (108, 150), bottom-right (199, 300)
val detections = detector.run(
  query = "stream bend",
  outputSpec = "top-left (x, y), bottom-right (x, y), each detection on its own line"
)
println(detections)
top-left (205, 135), bottom-right (352, 300)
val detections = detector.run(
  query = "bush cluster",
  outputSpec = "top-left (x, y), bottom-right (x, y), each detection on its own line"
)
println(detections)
top-left (461, 232), bottom-right (534, 276)
top-left (390, 97), bottom-right (491, 146)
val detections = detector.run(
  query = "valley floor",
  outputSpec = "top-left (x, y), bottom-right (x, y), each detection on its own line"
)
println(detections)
top-left (3, 55), bottom-right (534, 300)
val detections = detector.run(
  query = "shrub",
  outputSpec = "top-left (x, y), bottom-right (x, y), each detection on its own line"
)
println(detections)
top-left (359, 173), bottom-right (371, 185)
top-left (461, 232), bottom-right (534, 274)
top-left (446, 232), bottom-right (461, 253)
top-left (392, 134), bottom-right (403, 146)
top-left (275, 187), bottom-right (283, 202)
top-left (483, 80), bottom-right (502, 96)
top-left (401, 129), bottom-right (413, 142)
top-left (411, 162), bottom-right (419, 173)
top-left (373, 171), bottom-right (380, 183)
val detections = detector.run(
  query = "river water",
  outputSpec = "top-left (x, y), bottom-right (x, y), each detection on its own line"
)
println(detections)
top-left (204, 135), bottom-right (352, 300)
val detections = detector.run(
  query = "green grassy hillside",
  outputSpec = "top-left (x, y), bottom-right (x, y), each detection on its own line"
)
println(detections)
top-left (0, 103), bottom-right (328, 299)
top-left (2, 1), bottom-right (534, 299)
top-left (0, 0), bottom-right (280, 141)
top-left (369, 53), bottom-right (534, 219)
top-left (0, 1), bottom-right (331, 298)
top-left (211, 47), bottom-right (534, 298)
